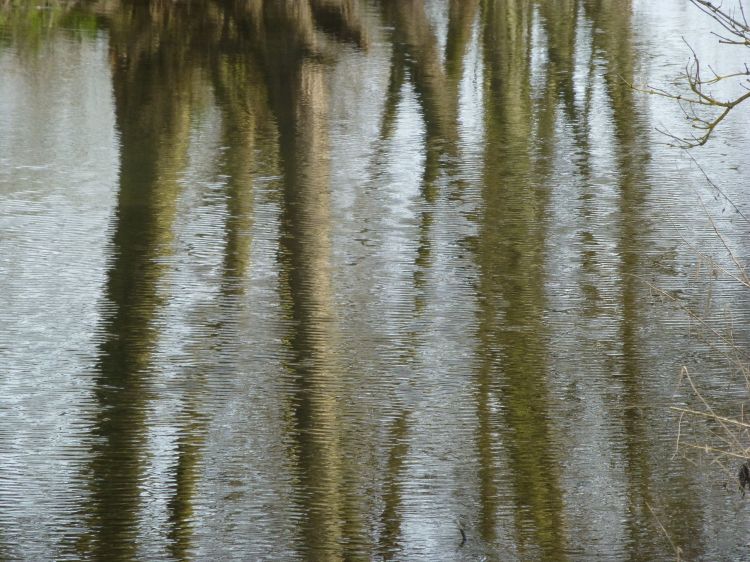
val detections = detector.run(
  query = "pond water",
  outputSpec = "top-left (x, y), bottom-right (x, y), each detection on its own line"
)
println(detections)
top-left (1, 1), bottom-right (749, 560)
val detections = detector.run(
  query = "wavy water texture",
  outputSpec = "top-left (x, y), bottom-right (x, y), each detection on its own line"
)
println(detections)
top-left (0, 0), bottom-right (749, 560)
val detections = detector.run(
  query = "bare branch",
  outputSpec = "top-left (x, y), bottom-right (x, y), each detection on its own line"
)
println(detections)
top-left (690, 0), bottom-right (750, 41)
top-left (632, 4), bottom-right (750, 147)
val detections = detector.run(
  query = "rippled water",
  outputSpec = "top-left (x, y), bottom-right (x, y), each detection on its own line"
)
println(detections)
top-left (1, 1), bottom-right (749, 560)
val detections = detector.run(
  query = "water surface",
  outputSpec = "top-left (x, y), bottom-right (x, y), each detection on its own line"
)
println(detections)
top-left (1, 1), bottom-right (749, 560)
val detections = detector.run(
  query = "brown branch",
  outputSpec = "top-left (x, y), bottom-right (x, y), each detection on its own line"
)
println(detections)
top-left (671, 406), bottom-right (750, 429)
top-left (629, 6), bottom-right (750, 148)
top-left (690, 0), bottom-right (750, 41)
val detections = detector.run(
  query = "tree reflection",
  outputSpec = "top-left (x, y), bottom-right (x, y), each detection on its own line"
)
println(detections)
top-left (584, 0), bottom-right (704, 557)
top-left (473, 1), bottom-right (567, 557)
top-left (0, 0), bottom-right (718, 558)
top-left (87, 1), bottom-right (373, 558)
top-left (380, 0), bottom-right (478, 311)
top-left (85, 2), bottom-right (196, 557)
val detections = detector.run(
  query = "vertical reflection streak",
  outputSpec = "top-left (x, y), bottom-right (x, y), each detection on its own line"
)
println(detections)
top-left (583, 1), bottom-right (706, 556)
top-left (257, 2), bottom-right (370, 557)
top-left (377, 412), bottom-right (410, 561)
top-left (472, 0), bottom-right (568, 557)
top-left (381, 0), bottom-right (478, 313)
top-left (85, 3), bottom-right (195, 558)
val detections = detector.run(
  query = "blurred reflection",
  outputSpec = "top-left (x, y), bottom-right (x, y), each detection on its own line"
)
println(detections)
top-left (267, 6), bottom-right (368, 557)
top-left (0, 1), bottom-right (98, 52)
top-left (88, 1), bottom-right (372, 558)
top-left (586, 2), bottom-right (656, 556)
top-left (377, 412), bottom-right (410, 560)
top-left (583, 0), bottom-right (705, 557)
top-left (472, 1), bottom-right (567, 557)
top-left (380, 0), bottom-right (478, 310)
top-left (82, 2), bottom-right (197, 558)
top-left (212, 57), bottom-right (268, 297)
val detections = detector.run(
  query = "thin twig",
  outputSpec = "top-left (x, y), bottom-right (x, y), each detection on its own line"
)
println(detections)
top-left (673, 409), bottom-right (686, 461)
top-left (684, 150), bottom-right (749, 226)
top-left (680, 366), bottom-right (743, 450)
top-left (681, 442), bottom-right (750, 460)
top-left (671, 406), bottom-right (750, 429)
top-left (645, 502), bottom-right (683, 561)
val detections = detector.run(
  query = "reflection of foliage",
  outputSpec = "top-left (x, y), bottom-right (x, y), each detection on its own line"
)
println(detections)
top-left (0, 1), bottom-right (99, 52)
